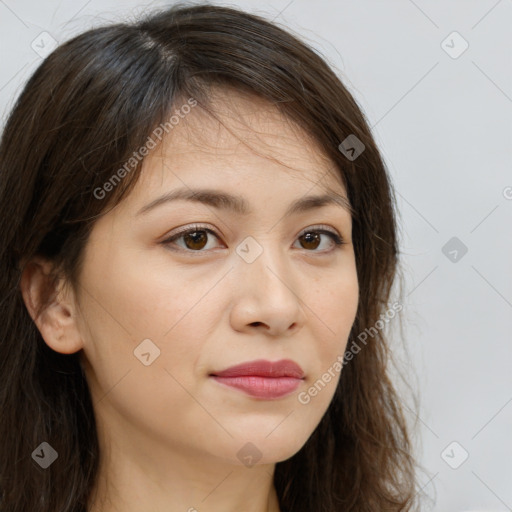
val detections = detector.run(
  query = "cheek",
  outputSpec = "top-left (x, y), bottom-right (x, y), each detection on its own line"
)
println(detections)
top-left (82, 239), bottom-right (211, 338)
top-left (305, 266), bottom-right (358, 391)
top-left (79, 244), bottom-right (226, 388)
top-left (315, 266), bottom-right (359, 339)
top-left (78, 253), bottom-right (218, 440)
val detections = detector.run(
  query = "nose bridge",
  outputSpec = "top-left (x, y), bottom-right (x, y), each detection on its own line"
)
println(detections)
top-left (228, 231), bottom-right (307, 336)
top-left (235, 233), bottom-right (298, 303)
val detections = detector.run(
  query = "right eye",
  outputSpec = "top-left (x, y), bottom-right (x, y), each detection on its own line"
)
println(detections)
top-left (161, 224), bottom-right (224, 253)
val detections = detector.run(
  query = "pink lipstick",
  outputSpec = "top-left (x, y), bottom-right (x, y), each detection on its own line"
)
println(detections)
top-left (210, 359), bottom-right (304, 399)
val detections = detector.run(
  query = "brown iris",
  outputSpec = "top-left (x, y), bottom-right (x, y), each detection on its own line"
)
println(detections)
top-left (298, 232), bottom-right (320, 250)
top-left (183, 230), bottom-right (209, 250)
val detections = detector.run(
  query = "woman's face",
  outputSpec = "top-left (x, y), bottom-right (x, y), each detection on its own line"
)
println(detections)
top-left (75, 89), bottom-right (359, 469)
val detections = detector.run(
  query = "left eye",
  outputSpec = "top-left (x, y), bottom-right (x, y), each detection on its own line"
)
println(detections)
top-left (161, 224), bottom-right (345, 254)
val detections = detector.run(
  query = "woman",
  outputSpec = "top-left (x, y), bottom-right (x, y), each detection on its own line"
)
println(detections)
top-left (0, 3), bottom-right (418, 511)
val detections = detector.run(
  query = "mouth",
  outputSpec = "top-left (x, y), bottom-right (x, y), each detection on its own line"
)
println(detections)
top-left (209, 359), bottom-right (305, 399)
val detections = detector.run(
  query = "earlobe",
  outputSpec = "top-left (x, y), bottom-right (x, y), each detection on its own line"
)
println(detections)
top-left (19, 257), bottom-right (84, 355)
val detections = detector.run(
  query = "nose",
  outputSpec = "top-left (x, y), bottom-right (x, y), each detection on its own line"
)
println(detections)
top-left (229, 242), bottom-right (306, 337)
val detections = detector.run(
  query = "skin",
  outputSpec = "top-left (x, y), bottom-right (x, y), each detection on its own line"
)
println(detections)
top-left (21, 88), bottom-right (359, 512)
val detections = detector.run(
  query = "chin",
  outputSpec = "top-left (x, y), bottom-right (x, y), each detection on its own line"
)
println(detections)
top-left (225, 431), bottom-right (309, 467)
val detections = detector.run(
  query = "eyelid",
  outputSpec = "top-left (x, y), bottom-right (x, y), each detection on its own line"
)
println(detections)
top-left (297, 224), bottom-right (343, 239)
top-left (165, 223), bottom-right (343, 239)
top-left (162, 223), bottom-right (220, 242)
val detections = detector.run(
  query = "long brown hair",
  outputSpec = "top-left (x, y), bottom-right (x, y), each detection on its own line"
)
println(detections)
top-left (0, 3), bottom-right (418, 510)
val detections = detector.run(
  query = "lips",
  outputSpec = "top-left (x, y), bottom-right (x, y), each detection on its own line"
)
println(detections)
top-left (211, 359), bottom-right (304, 379)
top-left (210, 359), bottom-right (304, 399)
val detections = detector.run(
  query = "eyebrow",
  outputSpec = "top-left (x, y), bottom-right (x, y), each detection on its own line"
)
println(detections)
top-left (136, 187), bottom-right (353, 218)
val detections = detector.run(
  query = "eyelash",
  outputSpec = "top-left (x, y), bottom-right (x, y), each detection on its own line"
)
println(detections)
top-left (161, 224), bottom-right (345, 255)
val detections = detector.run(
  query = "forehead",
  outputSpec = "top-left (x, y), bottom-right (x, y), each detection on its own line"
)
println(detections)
top-left (130, 87), bottom-right (348, 207)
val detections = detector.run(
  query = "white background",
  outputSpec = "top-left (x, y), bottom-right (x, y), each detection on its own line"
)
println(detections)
top-left (1, 1), bottom-right (511, 510)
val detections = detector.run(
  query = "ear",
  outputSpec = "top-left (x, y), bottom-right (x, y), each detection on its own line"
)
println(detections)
top-left (19, 257), bottom-right (84, 354)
